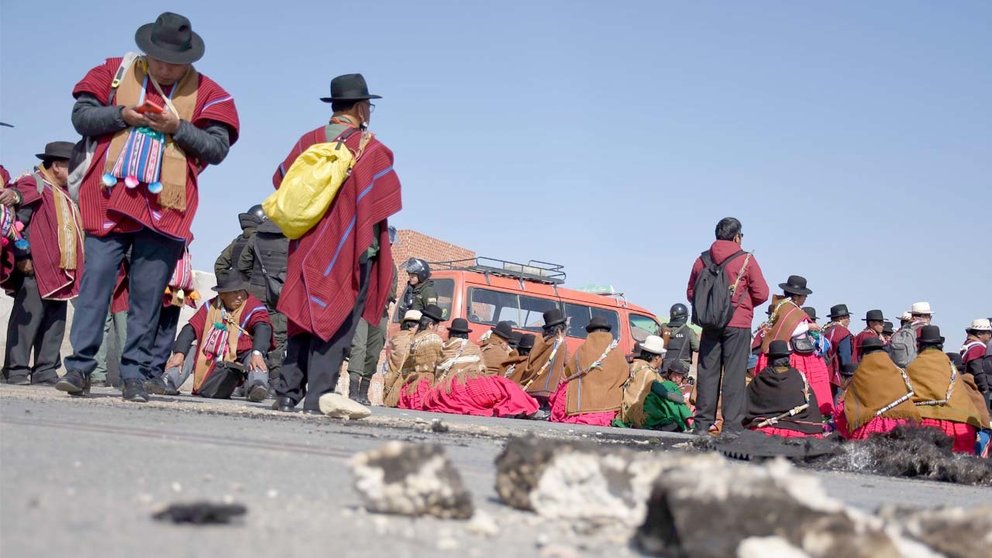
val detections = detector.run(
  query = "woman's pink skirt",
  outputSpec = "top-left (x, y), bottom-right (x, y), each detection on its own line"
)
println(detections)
top-left (426, 376), bottom-right (539, 418)
top-left (548, 382), bottom-right (617, 426)
top-left (756, 352), bottom-right (834, 417)
top-left (751, 425), bottom-right (823, 438)
top-left (920, 418), bottom-right (979, 454)
top-left (834, 413), bottom-right (914, 440)
top-left (397, 378), bottom-right (432, 411)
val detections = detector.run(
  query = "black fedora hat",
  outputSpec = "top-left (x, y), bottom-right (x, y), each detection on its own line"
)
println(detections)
top-left (802, 307), bottom-right (818, 322)
top-left (543, 309), bottom-right (566, 328)
top-left (585, 316), bottom-right (613, 333)
top-left (767, 340), bottom-right (792, 359)
top-left (35, 141), bottom-right (75, 161)
top-left (779, 275), bottom-right (812, 296)
top-left (918, 325), bottom-right (944, 345)
top-left (827, 304), bottom-right (851, 320)
top-left (508, 331), bottom-right (522, 347)
top-left (448, 318), bottom-right (472, 335)
top-left (135, 12), bottom-right (204, 64)
top-left (882, 321), bottom-right (894, 335)
top-left (860, 337), bottom-right (885, 355)
top-left (422, 304), bottom-right (445, 323)
top-left (212, 272), bottom-right (249, 293)
top-left (862, 309), bottom-right (885, 322)
top-left (320, 73), bottom-right (382, 103)
top-left (492, 321), bottom-right (514, 341)
top-left (517, 334), bottom-right (536, 350)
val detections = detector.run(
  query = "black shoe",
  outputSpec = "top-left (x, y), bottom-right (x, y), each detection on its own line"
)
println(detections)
top-left (144, 376), bottom-right (168, 395)
top-left (528, 407), bottom-right (551, 421)
top-left (301, 408), bottom-right (323, 416)
top-left (348, 373), bottom-right (362, 400)
top-left (355, 377), bottom-right (372, 407)
top-left (246, 382), bottom-right (268, 403)
top-left (7, 375), bottom-right (30, 386)
top-left (122, 379), bottom-right (149, 403)
top-left (272, 396), bottom-right (295, 412)
top-left (55, 370), bottom-right (89, 396)
top-left (90, 378), bottom-right (110, 388)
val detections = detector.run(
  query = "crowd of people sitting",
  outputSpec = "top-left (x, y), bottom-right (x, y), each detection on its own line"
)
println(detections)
top-left (1, 12), bottom-right (988, 460)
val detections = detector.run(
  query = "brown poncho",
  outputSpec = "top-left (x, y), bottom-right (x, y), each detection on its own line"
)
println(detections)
top-left (562, 331), bottom-right (627, 415)
top-left (620, 359), bottom-right (663, 427)
top-left (519, 334), bottom-right (568, 398)
top-left (435, 338), bottom-right (486, 391)
top-left (907, 349), bottom-right (983, 428)
top-left (382, 329), bottom-right (415, 408)
top-left (481, 337), bottom-right (512, 375)
top-left (843, 351), bottom-right (921, 432)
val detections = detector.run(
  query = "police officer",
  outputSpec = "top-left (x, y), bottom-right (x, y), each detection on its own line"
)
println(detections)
top-left (663, 303), bottom-right (699, 371)
top-left (237, 215), bottom-right (289, 392)
top-left (397, 258), bottom-right (437, 317)
top-left (215, 204), bottom-right (265, 276)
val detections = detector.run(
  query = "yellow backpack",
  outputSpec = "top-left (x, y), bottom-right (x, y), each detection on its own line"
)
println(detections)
top-left (263, 125), bottom-right (369, 239)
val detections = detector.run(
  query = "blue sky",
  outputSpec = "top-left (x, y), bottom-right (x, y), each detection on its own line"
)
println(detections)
top-left (2, 1), bottom-right (989, 339)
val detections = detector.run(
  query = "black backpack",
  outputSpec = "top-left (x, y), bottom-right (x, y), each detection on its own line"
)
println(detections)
top-left (691, 250), bottom-right (748, 330)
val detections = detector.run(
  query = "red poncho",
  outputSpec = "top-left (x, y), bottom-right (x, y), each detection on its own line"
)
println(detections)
top-left (272, 124), bottom-right (401, 341)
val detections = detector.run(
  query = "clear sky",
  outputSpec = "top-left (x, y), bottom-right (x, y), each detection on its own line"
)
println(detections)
top-left (2, 1), bottom-right (989, 341)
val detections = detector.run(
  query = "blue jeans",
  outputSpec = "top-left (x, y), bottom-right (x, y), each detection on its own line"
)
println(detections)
top-left (65, 229), bottom-right (184, 382)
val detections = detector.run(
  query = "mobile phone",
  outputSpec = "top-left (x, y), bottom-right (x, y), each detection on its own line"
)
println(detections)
top-left (134, 100), bottom-right (164, 115)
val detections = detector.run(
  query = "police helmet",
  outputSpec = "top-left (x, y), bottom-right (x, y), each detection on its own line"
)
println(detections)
top-left (247, 204), bottom-right (266, 221)
top-left (403, 258), bottom-right (431, 282)
top-left (669, 303), bottom-right (689, 321)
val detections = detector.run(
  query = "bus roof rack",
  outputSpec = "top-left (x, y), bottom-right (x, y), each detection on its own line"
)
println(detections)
top-left (430, 257), bottom-right (566, 285)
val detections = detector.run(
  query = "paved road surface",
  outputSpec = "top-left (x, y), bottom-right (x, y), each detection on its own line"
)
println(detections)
top-left (1, 385), bottom-right (987, 557)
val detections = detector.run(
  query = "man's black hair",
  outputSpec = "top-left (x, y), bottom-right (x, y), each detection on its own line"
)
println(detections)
top-left (715, 217), bottom-right (742, 241)
top-left (331, 100), bottom-right (360, 113)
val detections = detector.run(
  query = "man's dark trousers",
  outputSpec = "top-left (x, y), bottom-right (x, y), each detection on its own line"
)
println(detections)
top-left (65, 228), bottom-right (184, 382)
top-left (278, 259), bottom-right (371, 411)
top-left (147, 304), bottom-right (183, 378)
top-left (693, 326), bottom-right (751, 433)
top-left (2, 276), bottom-right (66, 384)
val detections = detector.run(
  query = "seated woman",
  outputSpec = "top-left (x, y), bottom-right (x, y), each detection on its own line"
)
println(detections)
top-left (616, 335), bottom-right (666, 428)
top-left (756, 276), bottom-right (833, 416)
top-left (499, 334), bottom-right (535, 379)
top-left (425, 319), bottom-right (540, 418)
top-left (745, 340), bottom-right (825, 438)
top-left (165, 273), bottom-right (272, 402)
top-left (512, 309), bottom-right (569, 410)
top-left (835, 337), bottom-right (920, 439)
top-left (396, 305), bottom-right (445, 411)
top-left (907, 326), bottom-right (983, 454)
top-left (382, 310), bottom-right (422, 408)
top-left (549, 317), bottom-right (627, 426)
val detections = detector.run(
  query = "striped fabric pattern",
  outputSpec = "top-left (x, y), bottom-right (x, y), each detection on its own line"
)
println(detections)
top-left (72, 57), bottom-right (240, 242)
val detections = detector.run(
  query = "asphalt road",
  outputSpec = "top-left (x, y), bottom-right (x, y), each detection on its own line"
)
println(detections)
top-left (1, 384), bottom-right (988, 558)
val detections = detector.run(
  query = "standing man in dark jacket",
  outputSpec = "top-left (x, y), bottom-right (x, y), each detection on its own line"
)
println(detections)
top-left (215, 204), bottom-right (264, 277)
top-left (686, 217), bottom-right (769, 435)
top-left (663, 303), bottom-right (699, 372)
top-left (237, 218), bottom-right (289, 391)
top-left (397, 258), bottom-right (437, 317)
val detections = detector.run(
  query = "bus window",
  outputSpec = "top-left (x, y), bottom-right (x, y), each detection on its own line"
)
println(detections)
top-left (564, 303), bottom-right (619, 340)
top-left (629, 313), bottom-right (662, 342)
top-left (467, 288), bottom-right (518, 326)
top-left (519, 295), bottom-right (560, 331)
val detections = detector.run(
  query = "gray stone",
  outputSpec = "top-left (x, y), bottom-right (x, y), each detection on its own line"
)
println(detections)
top-left (635, 457), bottom-right (906, 558)
top-left (351, 442), bottom-right (473, 519)
top-left (882, 506), bottom-right (992, 558)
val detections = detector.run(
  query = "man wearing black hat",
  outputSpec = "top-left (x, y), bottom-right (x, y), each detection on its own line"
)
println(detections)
top-left (214, 205), bottom-right (266, 277)
top-left (852, 309), bottom-right (886, 366)
top-left (822, 304), bottom-right (856, 393)
top-left (271, 73), bottom-right (401, 413)
top-left (59, 12), bottom-right (241, 402)
top-left (163, 273), bottom-right (272, 402)
top-left (482, 321), bottom-right (515, 374)
top-left (2, 142), bottom-right (84, 385)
